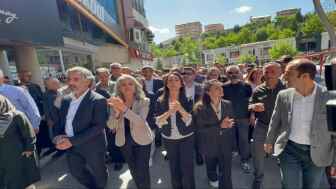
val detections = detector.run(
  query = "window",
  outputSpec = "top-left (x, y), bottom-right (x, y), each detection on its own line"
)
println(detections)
top-left (230, 51), bottom-right (240, 58)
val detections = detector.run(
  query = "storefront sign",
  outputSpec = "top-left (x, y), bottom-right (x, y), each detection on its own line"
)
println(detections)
top-left (129, 48), bottom-right (153, 61)
top-left (79, 0), bottom-right (117, 27)
top-left (0, 0), bottom-right (63, 45)
top-left (0, 9), bottom-right (19, 24)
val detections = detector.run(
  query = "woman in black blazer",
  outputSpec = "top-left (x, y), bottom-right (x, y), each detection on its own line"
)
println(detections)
top-left (156, 72), bottom-right (195, 189)
top-left (193, 79), bottom-right (235, 189)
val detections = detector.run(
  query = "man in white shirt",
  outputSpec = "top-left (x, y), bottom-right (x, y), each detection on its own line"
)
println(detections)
top-left (142, 65), bottom-right (164, 165)
top-left (53, 67), bottom-right (108, 189)
top-left (265, 58), bottom-right (336, 189)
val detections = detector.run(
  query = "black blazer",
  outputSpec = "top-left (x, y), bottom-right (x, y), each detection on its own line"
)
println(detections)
top-left (54, 90), bottom-right (108, 153)
top-left (191, 84), bottom-right (203, 105)
top-left (156, 97), bottom-right (194, 137)
top-left (145, 79), bottom-right (164, 130)
top-left (192, 100), bottom-right (234, 157)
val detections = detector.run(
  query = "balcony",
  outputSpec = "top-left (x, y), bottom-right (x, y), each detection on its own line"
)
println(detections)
top-left (132, 8), bottom-right (149, 28)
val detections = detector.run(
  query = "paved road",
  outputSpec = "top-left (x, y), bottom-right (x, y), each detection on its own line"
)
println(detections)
top-left (35, 147), bottom-right (329, 189)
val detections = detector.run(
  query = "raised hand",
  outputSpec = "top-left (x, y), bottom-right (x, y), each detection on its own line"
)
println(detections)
top-left (108, 97), bottom-right (128, 113)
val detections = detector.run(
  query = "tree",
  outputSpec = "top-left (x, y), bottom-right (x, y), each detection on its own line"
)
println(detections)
top-left (274, 15), bottom-right (300, 32)
top-left (233, 25), bottom-right (240, 33)
top-left (155, 59), bottom-right (163, 70)
top-left (269, 41), bottom-right (298, 60)
top-left (238, 27), bottom-right (256, 44)
top-left (215, 54), bottom-right (228, 64)
top-left (278, 28), bottom-right (296, 39)
top-left (313, 0), bottom-right (336, 48)
top-left (150, 43), bottom-right (163, 58)
top-left (202, 36), bottom-right (218, 49)
top-left (256, 27), bottom-right (268, 41)
top-left (239, 54), bottom-right (256, 64)
top-left (302, 13), bottom-right (324, 37)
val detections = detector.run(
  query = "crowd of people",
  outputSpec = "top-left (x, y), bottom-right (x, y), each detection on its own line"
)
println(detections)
top-left (0, 56), bottom-right (336, 189)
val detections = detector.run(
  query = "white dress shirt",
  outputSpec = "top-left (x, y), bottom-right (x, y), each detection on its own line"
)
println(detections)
top-left (211, 102), bottom-right (222, 120)
top-left (289, 84), bottom-right (317, 145)
top-left (160, 112), bottom-right (193, 140)
top-left (65, 89), bottom-right (89, 137)
top-left (185, 83), bottom-right (196, 102)
top-left (144, 79), bottom-right (154, 94)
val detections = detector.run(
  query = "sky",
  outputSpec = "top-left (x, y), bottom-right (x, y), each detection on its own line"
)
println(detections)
top-left (145, 0), bottom-right (318, 43)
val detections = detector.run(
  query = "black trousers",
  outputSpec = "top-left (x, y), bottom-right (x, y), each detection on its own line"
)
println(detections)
top-left (204, 129), bottom-right (233, 189)
top-left (36, 120), bottom-right (53, 154)
top-left (106, 129), bottom-right (124, 163)
top-left (66, 148), bottom-right (108, 189)
top-left (163, 135), bottom-right (195, 189)
top-left (205, 154), bottom-right (233, 189)
top-left (121, 135), bottom-right (151, 189)
top-left (194, 131), bottom-right (202, 158)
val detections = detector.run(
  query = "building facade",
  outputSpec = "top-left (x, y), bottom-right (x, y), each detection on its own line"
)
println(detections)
top-left (250, 15), bottom-right (272, 23)
top-left (204, 24), bottom-right (224, 33)
top-left (175, 22), bottom-right (203, 39)
top-left (202, 38), bottom-right (296, 65)
top-left (123, 0), bottom-right (154, 69)
top-left (0, 0), bottom-right (129, 85)
top-left (276, 8), bottom-right (301, 17)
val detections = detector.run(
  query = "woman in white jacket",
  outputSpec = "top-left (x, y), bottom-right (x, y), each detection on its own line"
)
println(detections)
top-left (107, 75), bottom-right (153, 189)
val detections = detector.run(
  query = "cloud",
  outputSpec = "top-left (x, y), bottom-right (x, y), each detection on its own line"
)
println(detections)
top-left (149, 26), bottom-right (170, 34)
top-left (234, 6), bottom-right (253, 14)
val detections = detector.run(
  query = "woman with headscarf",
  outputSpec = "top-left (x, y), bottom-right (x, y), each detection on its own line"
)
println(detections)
top-left (0, 95), bottom-right (40, 189)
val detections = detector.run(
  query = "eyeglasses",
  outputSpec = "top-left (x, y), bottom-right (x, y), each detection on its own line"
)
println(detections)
top-left (227, 71), bottom-right (239, 74)
top-left (182, 72), bottom-right (193, 76)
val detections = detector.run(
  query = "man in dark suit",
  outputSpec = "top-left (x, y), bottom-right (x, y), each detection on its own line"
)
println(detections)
top-left (142, 65), bottom-right (164, 165)
top-left (182, 66), bottom-right (204, 165)
top-left (19, 70), bottom-right (47, 155)
top-left (53, 67), bottom-right (108, 189)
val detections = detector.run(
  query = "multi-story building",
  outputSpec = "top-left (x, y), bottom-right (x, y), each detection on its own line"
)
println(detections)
top-left (202, 38), bottom-right (296, 65)
top-left (204, 24), bottom-right (224, 33)
top-left (175, 22), bottom-right (203, 39)
top-left (276, 8), bottom-right (301, 17)
top-left (250, 15), bottom-right (272, 23)
top-left (0, 0), bottom-right (129, 85)
top-left (123, 0), bottom-right (155, 69)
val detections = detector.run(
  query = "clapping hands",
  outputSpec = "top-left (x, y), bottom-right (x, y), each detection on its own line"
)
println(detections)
top-left (108, 97), bottom-right (128, 114)
top-left (168, 101), bottom-right (183, 115)
top-left (220, 117), bottom-right (235, 128)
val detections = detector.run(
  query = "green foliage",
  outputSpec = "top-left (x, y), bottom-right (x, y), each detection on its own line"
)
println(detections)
top-left (269, 41), bottom-right (298, 60)
top-left (155, 59), bottom-right (163, 70)
top-left (239, 54), bottom-right (256, 64)
top-left (215, 54), bottom-right (228, 65)
top-left (256, 27), bottom-right (268, 41)
top-left (153, 11), bottom-right (331, 59)
top-left (302, 13), bottom-right (324, 37)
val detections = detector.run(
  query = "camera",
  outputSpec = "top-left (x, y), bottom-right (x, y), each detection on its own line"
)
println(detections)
top-left (325, 63), bottom-right (336, 135)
